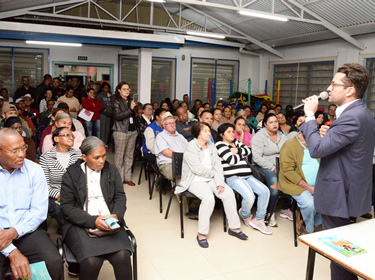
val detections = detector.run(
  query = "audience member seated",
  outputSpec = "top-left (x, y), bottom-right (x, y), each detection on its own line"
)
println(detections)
top-left (220, 105), bottom-right (235, 124)
top-left (315, 110), bottom-right (324, 129)
top-left (183, 94), bottom-right (193, 111)
top-left (39, 88), bottom-right (56, 113)
top-left (251, 113), bottom-right (290, 227)
top-left (152, 102), bottom-right (159, 116)
top-left (274, 104), bottom-right (282, 114)
top-left (216, 123), bottom-right (271, 235)
top-left (96, 82), bottom-right (113, 145)
top-left (136, 103), bottom-right (153, 138)
top-left (40, 127), bottom-right (82, 226)
top-left (35, 74), bottom-right (52, 110)
top-left (257, 108), bottom-right (276, 129)
top-left (176, 107), bottom-right (197, 141)
top-left (14, 75), bottom-right (35, 101)
top-left (1, 104), bottom-right (31, 137)
top-left (211, 108), bottom-right (222, 131)
top-left (199, 110), bottom-right (218, 143)
top-left (190, 99), bottom-right (202, 119)
top-left (155, 113), bottom-right (188, 180)
top-left (40, 99), bottom-right (56, 120)
top-left (278, 130), bottom-right (322, 234)
top-left (4, 117), bottom-right (36, 162)
top-left (175, 122), bottom-right (247, 248)
top-left (286, 111), bottom-right (297, 126)
top-left (1, 88), bottom-right (14, 105)
top-left (243, 105), bottom-right (258, 127)
top-left (324, 104), bottom-right (337, 123)
top-left (203, 102), bottom-right (211, 111)
top-left (277, 113), bottom-right (292, 135)
top-left (256, 104), bottom-right (268, 123)
top-left (143, 108), bottom-right (166, 165)
top-left (0, 128), bottom-right (63, 280)
top-left (22, 94), bottom-right (40, 121)
top-left (234, 117), bottom-right (252, 147)
top-left (288, 113), bottom-right (305, 138)
top-left (41, 113), bottom-right (84, 153)
top-left (82, 88), bottom-right (102, 137)
top-left (38, 108), bottom-right (64, 149)
top-left (216, 100), bottom-right (224, 111)
top-left (57, 102), bottom-right (86, 137)
top-left (60, 137), bottom-right (132, 280)
top-left (16, 104), bottom-right (35, 137)
top-left (285, 104), bottom-right (293, 117)
top-left (160, 101), bottom-right (170, 112)
top-left (57, 86), bottom-right (80, 119)
top-left (179, 102), bottom-right (195, 121)
top-left (16, 97), bottom-right (37, 130)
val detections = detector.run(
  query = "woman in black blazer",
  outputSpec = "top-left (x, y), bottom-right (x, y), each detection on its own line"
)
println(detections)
top-left (60, 136), bottom-right (132, 280)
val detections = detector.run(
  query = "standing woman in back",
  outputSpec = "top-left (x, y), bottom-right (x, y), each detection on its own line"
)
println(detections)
top-left (112, 82), bottom-right (137, 186)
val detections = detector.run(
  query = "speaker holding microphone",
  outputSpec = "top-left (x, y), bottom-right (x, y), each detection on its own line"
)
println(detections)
top-left (293, 91), bottom-right (329, 111)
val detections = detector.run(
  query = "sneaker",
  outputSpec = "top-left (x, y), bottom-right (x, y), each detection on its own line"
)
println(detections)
top-left (238, 209), bottom-right (251, 228)
top-left (268, 212), bottom-right (278, 227)
top-left (280, 208), bottom-right (293, 221)
top-left (249, 218), bottom-right (272, 235)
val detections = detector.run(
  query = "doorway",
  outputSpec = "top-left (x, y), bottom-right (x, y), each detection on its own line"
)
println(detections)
top-left (52, 61), bottom-right (114, 90)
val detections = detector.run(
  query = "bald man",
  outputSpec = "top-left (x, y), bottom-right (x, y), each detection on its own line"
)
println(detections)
top-left (0, 129), bottom-right (63, 280)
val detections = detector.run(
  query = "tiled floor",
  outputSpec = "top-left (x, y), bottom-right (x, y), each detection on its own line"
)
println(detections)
top-left (49, 152), bottom-right (369, 280)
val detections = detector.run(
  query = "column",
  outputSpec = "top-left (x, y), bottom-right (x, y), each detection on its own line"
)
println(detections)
top-left (138, 48), bottom-right (152, 104)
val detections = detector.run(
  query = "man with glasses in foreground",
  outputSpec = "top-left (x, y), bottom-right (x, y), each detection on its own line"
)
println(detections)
top-left (0, 128), bottom-right (63, 280)
top-left (301, 63), bottom-right (375, 280)
top-left (155, 112), bottom-right (188, 181)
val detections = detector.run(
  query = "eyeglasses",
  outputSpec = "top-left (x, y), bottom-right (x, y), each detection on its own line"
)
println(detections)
top-left (330, 82), bottom-right (351, 89)
top-left (0, 144), bottom-right (28, 155)
top-left (123, 88), bottom-right (131, 92)
top-left (328, 107), bottom-right (336, 111)
top-left (57, 134), bottom-right (75, 139)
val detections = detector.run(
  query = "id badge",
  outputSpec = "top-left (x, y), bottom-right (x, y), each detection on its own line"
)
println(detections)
top-left (130, 117), bottom-right (134, 124)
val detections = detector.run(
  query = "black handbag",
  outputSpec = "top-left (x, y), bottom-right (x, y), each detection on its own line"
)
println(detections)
top-left (245, 157), bottom-right (268, 186)
top-left (84, 164), bottom-right (120, 238)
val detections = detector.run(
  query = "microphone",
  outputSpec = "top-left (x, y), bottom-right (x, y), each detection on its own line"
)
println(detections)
top-left (293, 91), bottom-right (329, 111)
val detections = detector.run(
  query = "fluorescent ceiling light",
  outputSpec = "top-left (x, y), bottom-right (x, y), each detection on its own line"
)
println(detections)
top-left (147, 0), bottom-right (166, 2)
top-left (26, 40), bottom-right (82, 47)
top-left (186, 31), bottom-right (226, 39)
top-left (238, 10), bottom-right (288, 22)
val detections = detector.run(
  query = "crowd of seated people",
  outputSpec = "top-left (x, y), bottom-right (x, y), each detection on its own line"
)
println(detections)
top-left (0, 74), bottom-right (343, 279)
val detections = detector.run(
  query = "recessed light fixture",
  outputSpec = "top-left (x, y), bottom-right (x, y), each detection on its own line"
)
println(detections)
top-left (26, 40), bottom-right (82, 47)
top-left (238, 10), bottom-right (288, 22)
top-left (148, 0), bottom-right (166, 3)
top-left (186, 31), bottom-right (226, 39)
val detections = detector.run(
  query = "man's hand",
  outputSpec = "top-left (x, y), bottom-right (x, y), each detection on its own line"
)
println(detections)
top-left (302, 95), bottom-right (319, 114)
top-left (70, 108), bottom-right (77, 112)
top-left (0, 228), bottom-right (18, 251)
top-left (273, 168), bottom-right (277, 174)
top-left (95, 216), bottom-right (112, 231)
top-left (8, 249), bottom-right (31, 280)
top-left (319, 125), bottom-right (330, 137)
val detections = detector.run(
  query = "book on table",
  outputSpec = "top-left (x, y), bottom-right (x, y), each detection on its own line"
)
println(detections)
top-left (318, 235), bottom-right (367, 257)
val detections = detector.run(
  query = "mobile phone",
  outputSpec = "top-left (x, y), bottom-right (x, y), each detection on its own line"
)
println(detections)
top-left (133, 94), bottom-right (139, 103)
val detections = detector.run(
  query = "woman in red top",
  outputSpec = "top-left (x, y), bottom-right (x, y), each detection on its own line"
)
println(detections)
top-left (82, 88), bottom-right (102, 137)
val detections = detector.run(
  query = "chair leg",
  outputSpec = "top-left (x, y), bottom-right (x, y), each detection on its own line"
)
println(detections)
top-left (132, 245), bottom-right (137, 280)
top-left (159, 176), bottom-right (163, 214)
top-left (180, 194), bottom-right (184, 238)
top-left (144, 162), bottom-right (148, 181)
top-left (222, 202), bottom-right (227, 232)
top-left (148, 166), bottom-right (152, 198)
top-left (149, 173), bottom-right (157, 200)
top-left (164, 191), bottom-right (174, 219)
top-left (292, 199), bottom-right (298, 247)
top-left (137, 162), bottom-right (144, 185)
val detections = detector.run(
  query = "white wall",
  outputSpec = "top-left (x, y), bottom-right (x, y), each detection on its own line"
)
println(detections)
top-left (260, 33), bottom-right (375, 99)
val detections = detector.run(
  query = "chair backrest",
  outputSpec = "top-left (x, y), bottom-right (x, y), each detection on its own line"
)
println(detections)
top-left (172, 152), bottom-right (184, 183)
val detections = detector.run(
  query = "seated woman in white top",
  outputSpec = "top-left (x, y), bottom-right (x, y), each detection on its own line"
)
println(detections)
top-left (175, 122), bottom-right (247, 248)
top-left (42, 112), bottom-right (84, 153)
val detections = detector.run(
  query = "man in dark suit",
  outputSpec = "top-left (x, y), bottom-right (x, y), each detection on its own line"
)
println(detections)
top-left (300, 63), bottom-right (375, 280)
top-left (34, 74), bottom-right (52, 110)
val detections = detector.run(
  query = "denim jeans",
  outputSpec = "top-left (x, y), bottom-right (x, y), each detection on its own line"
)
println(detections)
top-left (226, 175), bottom-right (270, 220)
top-left (292, 190), bottom-right (321, 233)
top-left (253, 166), bottom-right (280, 213)
top-left (85, 119), bottom-right (100, 137)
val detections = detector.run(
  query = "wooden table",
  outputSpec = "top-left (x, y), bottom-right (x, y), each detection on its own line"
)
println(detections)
top-left (299, 219), bottom-right (375, 280)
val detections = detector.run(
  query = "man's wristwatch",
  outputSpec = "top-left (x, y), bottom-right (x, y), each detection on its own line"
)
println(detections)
top-left (305, 110), bottom-right (314, 118)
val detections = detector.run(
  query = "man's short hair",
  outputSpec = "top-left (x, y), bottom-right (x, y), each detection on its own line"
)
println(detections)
top-left (328, 104), bottom-right (337, 110)
top-left (44, 74), bottom-right (52, 81)
top-left (47, 99), bottom-right (56, 105)
top-left (22, 76), bottom-right (29, 80)
top-left (183, 94), bottom-right (189, 97)
top-left (142, 103), bottom-right (152, 110)
top-left (200, 110), bottom-right (212, 118)
top-left (57, 102), bottom-right (69, 109)
top-left (337, 63), bottom-right (369, 99)
top-left (0, 128), bottom-right (19, 144)
top-left (194, 99), bottom-right (202, 104)
top-left (275, 104), bottom-right (282, 109)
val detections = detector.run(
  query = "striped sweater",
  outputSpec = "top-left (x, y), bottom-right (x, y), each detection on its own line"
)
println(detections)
top-left (215, 139), bottom-right (252, 178)
top-left (39, 146), bottom-right (82, 198)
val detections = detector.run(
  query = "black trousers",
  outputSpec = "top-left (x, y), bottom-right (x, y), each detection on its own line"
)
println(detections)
top-left (0, 229), bottom-right (63, 280)
top-left (321, 214), bottom-right (358, 280)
